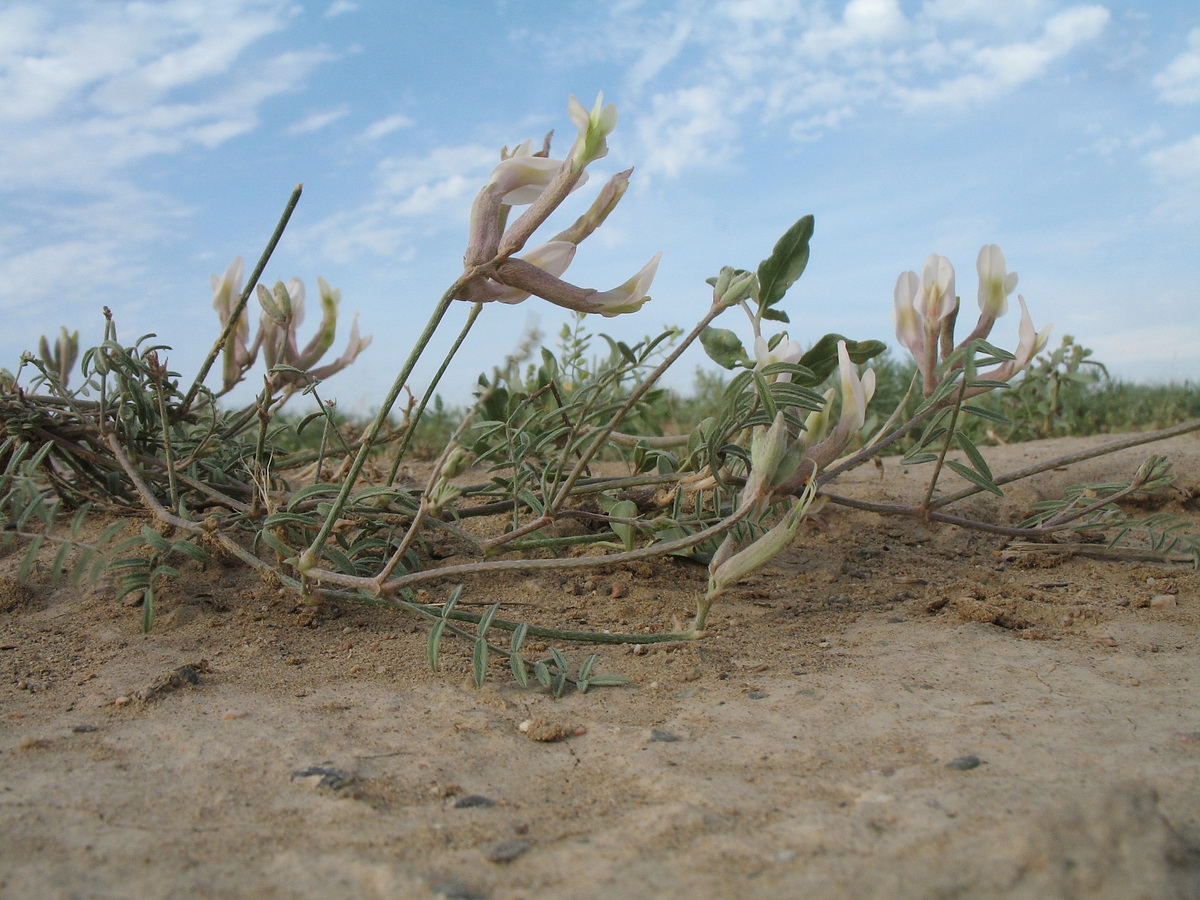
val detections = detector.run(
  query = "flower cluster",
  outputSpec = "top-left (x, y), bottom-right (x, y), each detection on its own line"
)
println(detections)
top-left (456, 94), bottom-right (661, 317)
top-left (893, 245), bottom-right (1051, 395)
top-left (211, 257), bottom-right (371, 395)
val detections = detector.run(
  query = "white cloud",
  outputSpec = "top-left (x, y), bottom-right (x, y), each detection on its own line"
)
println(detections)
top-left (0, 0), bottom-right (333, 352)
top-left (919, 0), bottom-right (1050, 30)
top-left (287, 105), bottom-right (350, 135)
top-left (1144, 134), bottom-right (1200, 182)
top-left (897, 5), bottom-right (1109, 108)
top-left (1091, 122), bottom-right (1166, 157)
top-left (299, 142), bottom-right (498, 263)
top-left (561, 1), bottom-right (1113, 179)
top-left (324, 1), bottom-right (358, 17)
top-left (1153, 28), bottom-right (1200, 105)
top-left (627, 17), bottom-right (693, 92)
top-left (361, 113), bottom-right (414, 141)
top-left (1087, 319), bottom-right (1200, 371)
top-left (637, 84), bottom-right (743, 176)
top-left (0, 2), bottom-right (330, 189)
top-left (0, 187), bottom-right (185, 332)
top-left (1140, 134), bottom-right (1200, 223)
top-left (842, 0), bottom-right (907, 43)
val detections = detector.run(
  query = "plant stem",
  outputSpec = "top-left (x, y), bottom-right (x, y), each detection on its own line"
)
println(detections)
top-left (180, 184), bottom-right (303, 417)
top-left (152, 382), bottom-right (179, 511)
top-left (386, 301), bottom-right (484, 486)
top-left (548, 301), bottom-right (729, 515)
top-left (920, 376), bottom-right (968, 511)
top-left (301, 281), bottom-right (467, 567)
top-left (304, 497), bottom-right (756, 594)
top-left (930, 416), bottom-right (1200, 510)
top-left (816, 402), bottom-right (943, 487)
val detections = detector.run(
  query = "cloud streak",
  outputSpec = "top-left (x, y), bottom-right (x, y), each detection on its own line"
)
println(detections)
top-left (596, 1), bottom-right (1111, 176)
top-left (0, 0), bottom-right (333, 338)
top-left (1154, 27), bottom-right (1200, 105)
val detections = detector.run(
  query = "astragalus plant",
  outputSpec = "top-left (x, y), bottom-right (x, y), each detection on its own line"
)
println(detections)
top-left (2, 94), bottom-right (1197, 694)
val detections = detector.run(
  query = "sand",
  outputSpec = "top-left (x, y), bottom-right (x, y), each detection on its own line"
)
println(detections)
top-left (2, 432), bottom-right (1198, 899)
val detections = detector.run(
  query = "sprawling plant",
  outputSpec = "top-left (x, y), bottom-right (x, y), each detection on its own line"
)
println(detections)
top-left (2, 93), bottom-right (1197, 694)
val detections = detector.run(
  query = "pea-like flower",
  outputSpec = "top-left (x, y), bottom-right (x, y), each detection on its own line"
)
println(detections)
top-left (893, 267), bottom-right (942, 393)
top-left (916, 254), bottom-right (957, 323)
top-left (489, 241), bottom-right (578, 305)
top-left (753, 335), bottom-right (803, 383)
top-left (211, 256), bottom-right (261, 393)
top-left (256, 276), bottom-right (372, 389)
top-left (973, 296), bottom-right (1052, 389)
top-left (457, 94), bottom-right (661, 318)
top-left (489, 153), bottom-right (583, 206)
top-left (837, 340), bottom-right (876, 433)
top-left (976, 244), bottom-right (1018, 320)
top-left (584, 252), bottom-right (662, 317)
top-left (957, 244), bottom-right (1020, 346)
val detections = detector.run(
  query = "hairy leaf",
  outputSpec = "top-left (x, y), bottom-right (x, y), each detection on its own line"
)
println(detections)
top-left (757, 215), bottom-right (814, 309)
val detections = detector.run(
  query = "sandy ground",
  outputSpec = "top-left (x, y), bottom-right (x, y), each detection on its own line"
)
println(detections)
top-left (2, 432), bottom-right (1199, 899)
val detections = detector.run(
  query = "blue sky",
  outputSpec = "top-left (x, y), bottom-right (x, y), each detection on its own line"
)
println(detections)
top-left (2, 0), bottom-right (1198, 411)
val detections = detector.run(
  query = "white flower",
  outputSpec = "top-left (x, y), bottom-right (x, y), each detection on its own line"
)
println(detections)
top-left (837, 340), bottom-right (876, 432)
top-left (487, 154), bottom-right (582, 206)
top-left (975, 295), bottom-right (1053, 386)
top-left (753, 335), bottom-right (802, 368)
top-left (892, 269), bottom-right (923, 360)
top-left (753, 334), bottom-right (803, 384)
top-left (587, 252), bottom-right (661, 316)
top-left (915, 254), bottom-right (957, 322)
top-left (976, 244), bottom-right (1018, 319)
top-left (1012, 295), bottom-right (1053, 369)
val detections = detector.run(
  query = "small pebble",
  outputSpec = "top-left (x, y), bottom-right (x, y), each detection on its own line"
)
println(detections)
top-left (70, 725), bottom-right (98, 734)
top-left (747, 691), bottom-right (768, 700)
top-left (431, 877), bottom-right (486, 900)
top-left (290, 766), bottom-right (352, 791)
top-left (946, 755), bottom-right (982, 771)
top-left (1150, 594), bottom-right (1177, 609)
top-left (649, 728), bottom-right (681, 743)
top-left (453, 794), bottom-right (497, 809)
top-left (481, 838), bottom-right (531, 863)
top-left (221, 710), bottom-right (248, 721)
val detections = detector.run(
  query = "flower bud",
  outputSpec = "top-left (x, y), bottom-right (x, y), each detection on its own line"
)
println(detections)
top-left (567, 92), bottom-right (618, 172)
top-left (709, 496), bottom-right (810, 596)
top-left (741, 412), bottom-right (788, 509)
top-left (709, 267), bottom-right (757, 309)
